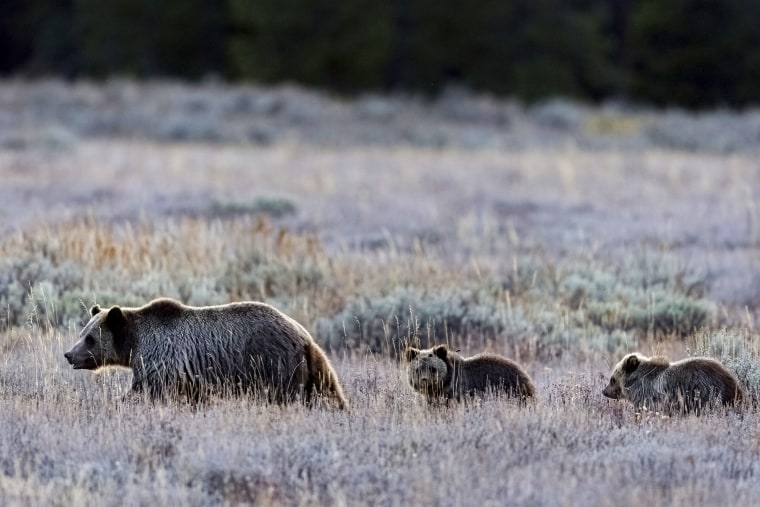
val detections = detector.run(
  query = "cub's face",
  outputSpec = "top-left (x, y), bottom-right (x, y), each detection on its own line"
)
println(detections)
top-left (403, 345), bottom-right (449, 393)
top-left (64, 305), bottom-right (128, 370)
top-left (602, 353), bottom-right (641, 400)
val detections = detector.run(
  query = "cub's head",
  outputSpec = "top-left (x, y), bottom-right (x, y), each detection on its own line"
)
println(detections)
top-left (602, 352), bottom-right (645, 400)
top-left (64, 304), bottom-right (131, 370)
top-left (403, 345), bottom-right (450, 395)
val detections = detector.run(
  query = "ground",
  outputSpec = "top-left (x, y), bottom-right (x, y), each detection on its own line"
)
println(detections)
top-left (0, 79), bottom-right (759, 506)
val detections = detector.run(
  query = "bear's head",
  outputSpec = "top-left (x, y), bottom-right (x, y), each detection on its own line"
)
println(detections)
top-left (403, 345), bottom-right (450, 395)
top-left (602, 352), bottom-right (645, 400)
top-left (64, 304), bottom-right (131, 370)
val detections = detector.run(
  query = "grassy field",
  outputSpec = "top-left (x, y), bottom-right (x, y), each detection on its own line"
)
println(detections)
top-left (1, 80), bottom-right (759, 506)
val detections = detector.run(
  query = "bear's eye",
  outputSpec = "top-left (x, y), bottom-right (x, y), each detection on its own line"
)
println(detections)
top-left (84, 335), bottom-right (95, 347)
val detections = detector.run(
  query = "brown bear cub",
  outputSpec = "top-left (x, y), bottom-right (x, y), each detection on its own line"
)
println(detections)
top-left (64, 298), bottom-right (347, 408)
top-left (403, 344), bottom-right (535, 403)
top-left (603, 352), bottom-right (743, 414)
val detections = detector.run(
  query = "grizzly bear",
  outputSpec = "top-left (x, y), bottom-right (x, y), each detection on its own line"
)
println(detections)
top-left (64, 298), bottom-right (347, 408)
top-left (403, 344), bottom-right (535, 403)
top-left (602, 352), bottom-right (743, 414)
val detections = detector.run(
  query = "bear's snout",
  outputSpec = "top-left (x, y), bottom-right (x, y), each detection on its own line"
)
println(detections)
top-left (602, 384), bottom-right (619, 399)
top-left (63, 345), bottom-right (96, 369)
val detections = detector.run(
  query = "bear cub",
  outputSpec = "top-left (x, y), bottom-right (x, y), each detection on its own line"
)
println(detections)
top-left (603, 352), bottom-right (743, 414)
top-left (404, 344), bottom-right (535, 403)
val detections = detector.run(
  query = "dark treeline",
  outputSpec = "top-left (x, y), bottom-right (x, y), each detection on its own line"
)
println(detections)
top-left (2, 0), bottom-right (759, 108)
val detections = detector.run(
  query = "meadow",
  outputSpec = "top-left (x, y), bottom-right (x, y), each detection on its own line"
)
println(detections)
top-left (1, 80), bottom-right (759, 506)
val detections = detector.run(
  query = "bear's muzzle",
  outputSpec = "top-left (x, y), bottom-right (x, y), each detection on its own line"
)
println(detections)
top-left (602, 384), bottom-right (620, 399)
top-left (63, 348), bottom-right (98, 370)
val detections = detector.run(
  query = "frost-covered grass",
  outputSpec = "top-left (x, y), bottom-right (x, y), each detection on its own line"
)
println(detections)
top-left (1, 217), bottom-right (758, 506)
top-left (1, 80), bottom-right (759, 506)
top-left (1, 327), bottom-right (760, 506)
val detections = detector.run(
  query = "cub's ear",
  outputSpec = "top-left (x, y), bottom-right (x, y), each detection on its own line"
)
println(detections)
top-left (90, 304), bottom-right (102, 316)
top-left (622, 354), bottom-right (640, 373)
top-left (403, 347), bottom-right (420, 362)
top-left (434, 345), bottom-right (449, 360)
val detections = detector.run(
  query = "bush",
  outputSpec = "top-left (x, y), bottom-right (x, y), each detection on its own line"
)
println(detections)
top-left (587, 295), bottom-right (713, 338)
top-left (209, 197), bottom-right (298, 219)
top-left (222, 259), bottom-right (324, 302)
top-left (0, 256), bottom-right (84, 328)
top-left (560, 263), bottom-right (714, 338)
top-left (315, 281), bottom-right (632, 360)
top-left (0, 217), bottom-right (327, 330)
top-left (316, 285), bottom-right (514, 356)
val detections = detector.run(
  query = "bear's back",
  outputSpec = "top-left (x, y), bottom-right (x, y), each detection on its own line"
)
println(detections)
top-left (664, 358), bottom-right (742, 407)
top-left (458, 353), bottom-right (534, 398)
top-left (131, 299), bottom-right (312, 399)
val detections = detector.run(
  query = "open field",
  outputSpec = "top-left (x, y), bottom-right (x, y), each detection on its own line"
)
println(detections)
top-left (1, 80), bottom-right (759, 506)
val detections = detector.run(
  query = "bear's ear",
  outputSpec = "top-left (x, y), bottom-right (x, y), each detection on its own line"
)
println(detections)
top-left (434, 345), bottom-right (449, 360)
top-left (403, 347), bottom-right (419, 362)
top-left (105, 306), bottom-right (128, 348)
top-left (623, 354), bottom-right (640, 373)
top-left (90, 304), bottom-right (102, 316)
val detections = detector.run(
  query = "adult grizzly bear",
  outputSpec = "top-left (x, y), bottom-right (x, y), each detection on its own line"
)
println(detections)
top-left (602, 352), bottom-right (742, 414)
top-left (64, 298), bottom-right (347, 408)
top-left (403, 344), bottom-right (535, 403)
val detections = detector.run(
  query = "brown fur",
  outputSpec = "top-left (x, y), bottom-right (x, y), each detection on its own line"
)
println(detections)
top-left (64, 298), bottom-right (347, 408)
top-left (404, 344), bottom-right (535, 403)
top-left (603, 352), bottom-right (743, 414)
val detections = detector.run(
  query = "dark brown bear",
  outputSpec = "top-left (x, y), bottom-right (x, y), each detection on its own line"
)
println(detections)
top-left (602, 352), bottom-right (743, 414)
top-left (64, 298), bottom-right (347, 408)
top-left (403, 344), bottom-right (535, 403)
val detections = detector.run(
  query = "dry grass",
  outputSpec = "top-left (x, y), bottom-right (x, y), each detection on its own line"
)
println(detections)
top-left (1, 81), bottom-right (760, 506)
top-left (1, 216), bottom-right (758, 506)
top-left (2, 329), bottom-right (760, 506)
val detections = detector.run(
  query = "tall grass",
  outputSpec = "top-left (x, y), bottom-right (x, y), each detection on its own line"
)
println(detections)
top-left (0, 216), bottom-right (757, 505)
top-left (2, 322), bottom-right (759, 506)
top-left (0, 217), bottom-right (719, 362)
top-left (2, 81), bottom-right (760, 505)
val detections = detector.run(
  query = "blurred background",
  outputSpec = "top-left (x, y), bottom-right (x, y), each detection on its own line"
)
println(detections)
top-left (2, 0), bottom-right (760, 108)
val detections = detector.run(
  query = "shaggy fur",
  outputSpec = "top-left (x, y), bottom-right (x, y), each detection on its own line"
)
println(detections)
top-left (603, 352), bottom-right (743, 414)
top-left (64, 298), bottom-right (347, 408)
top-left (403, 344), bottom-right (535, 403)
